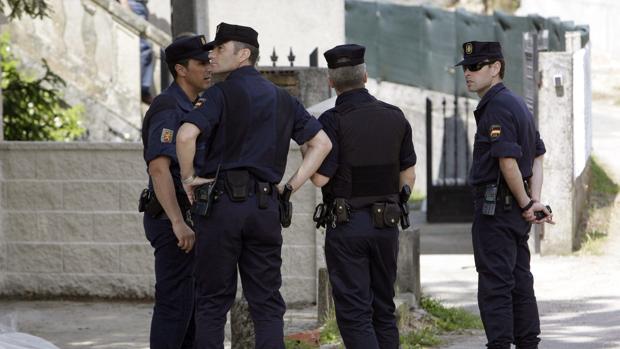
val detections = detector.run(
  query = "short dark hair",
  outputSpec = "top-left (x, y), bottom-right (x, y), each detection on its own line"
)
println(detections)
top-left (168, 59), bottom-right (189, 79)
top-left (497, 59), bottom-right (505, 79)
top-left (232, 41), bottom-right (259, 65)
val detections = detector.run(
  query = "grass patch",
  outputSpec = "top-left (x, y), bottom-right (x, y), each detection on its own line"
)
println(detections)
top-left (421, 296), bottom-right (483, 332)
top-left (400, 326), bottom-right (442, 348)
top-left (315, 297), bottom-right (481, 348)
top-left (318, 309), bottom-right (341, 345)
top-left (284, 339), bottom-right (317, 349)
top-left (590, 157), bottom-right (620, 195)
top-left (577, 156), bottom-right (618, 254)
top-left (577, 230), bottom-right (608, 256)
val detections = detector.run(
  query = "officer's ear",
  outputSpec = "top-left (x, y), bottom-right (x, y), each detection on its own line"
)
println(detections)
top-left (328, 77), bottom-right (335, 89)
top-left (490, 61), bottom-right (501, 78)
top-left (237, 47), bottom-right (251, 64)
top-left (363, 71), bottom-right (368, 83)
top-left (175, 63), bottom-right (187, 78)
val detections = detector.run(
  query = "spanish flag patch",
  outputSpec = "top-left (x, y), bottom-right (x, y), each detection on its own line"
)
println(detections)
top-left (161, 128), bottom-right (174, 143)
top-left (489, 125), bottom-right (501, 139)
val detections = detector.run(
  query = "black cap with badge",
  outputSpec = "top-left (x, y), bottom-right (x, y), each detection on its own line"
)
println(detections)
top-left (323, 44), bottom-right (365, 69)
top-left (164, 35), bottom-right (212, 64)
top-left (206, 22), bottom-right (259, 49)
top-left (455, 41), bottom-right (503, 66)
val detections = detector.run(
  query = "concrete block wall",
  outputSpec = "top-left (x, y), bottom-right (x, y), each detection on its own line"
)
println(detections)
top-left (0, 142), bottom-right (150, 298)
top-left (0, 142), bottom-right (321, 303)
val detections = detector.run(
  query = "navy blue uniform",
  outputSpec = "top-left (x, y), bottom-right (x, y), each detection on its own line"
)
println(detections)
top-left (142, 82), bottom-right (196, 349)
top-left (182, 66), bottom-right (322, 349)
top-left (318, 89), bottom-right (416, 349)
top-left (470, 83), bottom-right (546, 349)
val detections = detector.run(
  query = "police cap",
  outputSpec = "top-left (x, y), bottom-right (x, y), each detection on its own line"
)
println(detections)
top-left (324, 44), bottom-right (365, 69)
top-left (455, 41), bottom-right (503, 66)
top-left (165, 35), bottom-right (212, 64)
top-left (207, 22), bottom-right (259, 49)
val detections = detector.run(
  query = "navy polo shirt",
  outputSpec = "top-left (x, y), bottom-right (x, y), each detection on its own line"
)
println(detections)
top-left (182, 66), bottom-right (322, 182)
top-left (469, 83), bottom-right (546, 186)
top-left (317, 88), bottom-right (417, 177)
top-left (144, 82), bottom-right (194, 189)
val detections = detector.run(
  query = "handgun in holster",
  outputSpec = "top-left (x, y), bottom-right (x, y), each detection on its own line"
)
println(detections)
top-left (399, 185), bottom-right (412, 230)
top-left (279, 184), bottom-right (293, 228)
top-left (138, 188), bottom-right (163, 217)
top-left (192, 181), bottom-right (219, 217)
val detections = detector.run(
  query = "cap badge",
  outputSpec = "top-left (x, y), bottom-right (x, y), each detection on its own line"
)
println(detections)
top-left (200, 36), bottom-right (206, 45)
top-left (465, 42), bottom-right (473, 55)
top-left (489, 124), bottom-right (501, 139)
top-left (161, 128), bottom-right (174, 143)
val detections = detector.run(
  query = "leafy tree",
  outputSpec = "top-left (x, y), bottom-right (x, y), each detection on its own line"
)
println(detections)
top-left (0, 0), bottom-right (50, 20)
top-left (1, 32), bottom-right (86, 141)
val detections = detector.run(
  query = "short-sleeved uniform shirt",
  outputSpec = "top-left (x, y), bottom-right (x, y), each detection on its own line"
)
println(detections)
top-left (469, 83), bottom-right (546, 186)
top-left (317, 88), bottom-right (417, 178)
top-left (181, 66), bottom-right (322, 183)
top-left (143, 82), bottom-right (194, 190)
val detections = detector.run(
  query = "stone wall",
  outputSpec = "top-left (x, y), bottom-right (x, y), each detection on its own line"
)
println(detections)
top-left (0, 142), bottom-right (321, 302)
top-left (2, 0), bottom-right (171, 142)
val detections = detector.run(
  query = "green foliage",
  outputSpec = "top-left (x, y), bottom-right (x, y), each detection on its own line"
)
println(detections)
top-left (319, 309), bottom-right (341, 345)
top-left (400, 326), bottom-right (442, 349)
top-left (590, 156), bottom-right (619, 196)
top-left (0, 0), bottom-right (50, 20)
top-left (421, 296), bottom-right (483, 332)
top-left (1, 32), bottom-right (86, 141)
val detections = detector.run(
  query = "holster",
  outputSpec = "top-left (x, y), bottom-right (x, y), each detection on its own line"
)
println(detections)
top-left (192, 182), bottom-right (219, 217)
top-left (138, 188), bottom-right (163, 218)
top-left (279, 184), bottom-right (293, 228)
top-left (371, 202), bottom-right (400, 228)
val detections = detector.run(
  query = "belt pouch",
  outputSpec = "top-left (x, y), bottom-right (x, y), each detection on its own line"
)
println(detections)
top-left (225, 170), bottom-right (249, 202)
top-left (334, 198), bottom-right (350, 224)
top-left (371, 203), bottom-right (386, 228)
top-left (257, 182), bottom-right (271, 209)
top-left (383, 203), bottom-right (401, 228)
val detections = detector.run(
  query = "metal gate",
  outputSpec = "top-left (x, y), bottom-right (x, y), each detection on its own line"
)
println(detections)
top-left (425, 96), bottom-right (474, 223)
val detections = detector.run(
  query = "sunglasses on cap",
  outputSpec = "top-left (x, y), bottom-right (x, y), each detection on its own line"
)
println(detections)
top-left (462, 60), bottom-right (496, 72)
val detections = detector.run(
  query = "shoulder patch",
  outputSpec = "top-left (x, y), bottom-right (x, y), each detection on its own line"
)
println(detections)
top-left (161, 128), bottom-right (174, 143)
top-left (489, 124), bottom-right (501, 139)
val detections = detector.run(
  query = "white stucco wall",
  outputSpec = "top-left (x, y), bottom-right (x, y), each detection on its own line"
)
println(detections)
top-left (205, 0), bottom-right (345, 67)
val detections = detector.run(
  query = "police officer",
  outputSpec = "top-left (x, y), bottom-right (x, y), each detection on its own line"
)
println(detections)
top-left (310, 44), bottom-right (417, 349)
top-left (141, 34), bottom-right (213, 349)
top-left (175, 22), bottom-right (332, 349)
top-left (456, 41), bottom-right (554, 349)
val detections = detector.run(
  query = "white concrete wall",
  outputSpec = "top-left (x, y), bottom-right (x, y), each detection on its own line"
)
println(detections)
top-left (517, 0), bottom-right (620, 59)
top-left (205, 0), bottom-right (345, 67)
top-left (538, 43), bottom-right (592, 254)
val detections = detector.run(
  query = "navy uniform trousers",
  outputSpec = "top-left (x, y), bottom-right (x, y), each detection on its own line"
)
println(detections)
top-left (325, 210), bottom-right (400, 349)
top-left (472, 194), bottom-right (541, 349)
top-left (143, 215), bottom-right (195, 349)
top-left (193, 188), bottom-right (286, 349)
